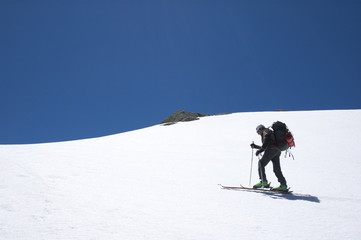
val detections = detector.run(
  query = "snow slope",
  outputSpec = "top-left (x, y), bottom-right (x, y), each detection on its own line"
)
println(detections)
top-left (1, 110), bottom-right (361, 240)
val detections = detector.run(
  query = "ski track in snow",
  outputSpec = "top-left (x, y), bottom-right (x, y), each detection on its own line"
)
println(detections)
top-left (1, 110), bottom-right (361, 240)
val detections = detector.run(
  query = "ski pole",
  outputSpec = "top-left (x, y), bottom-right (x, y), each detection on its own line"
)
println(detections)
top-left (249, 141), bottom-right (254, 187)
top-left (258, 154), bottom-right (264, 186)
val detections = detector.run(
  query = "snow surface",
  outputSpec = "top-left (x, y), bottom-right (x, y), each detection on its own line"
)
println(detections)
top-left (1, 110), bottom-right (361, 240)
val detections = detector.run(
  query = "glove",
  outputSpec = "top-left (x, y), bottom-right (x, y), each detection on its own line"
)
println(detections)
top-left (250, 143), bottom-right (257, 149)
top-left (256, 149), bottom-right (264, 156)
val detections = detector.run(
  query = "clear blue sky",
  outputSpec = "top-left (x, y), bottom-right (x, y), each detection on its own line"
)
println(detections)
top-left (1, 0), bottom-right (360, 144)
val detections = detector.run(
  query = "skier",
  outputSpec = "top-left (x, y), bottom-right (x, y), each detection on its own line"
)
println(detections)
top-left (250, 124), bottom-right (288, 191)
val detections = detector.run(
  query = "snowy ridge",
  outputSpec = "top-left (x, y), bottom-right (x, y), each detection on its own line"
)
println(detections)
top-left (1, 110), bottom-right (361, 239)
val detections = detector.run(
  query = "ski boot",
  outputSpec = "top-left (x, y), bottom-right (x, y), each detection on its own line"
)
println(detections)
top-left (272, 185), bottom-right (288, 192)
top-left (253, 180), bottom-right (270, 189)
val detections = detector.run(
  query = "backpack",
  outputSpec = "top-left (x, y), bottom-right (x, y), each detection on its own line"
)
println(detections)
top-left (271, 121), bottom-right (295, 151)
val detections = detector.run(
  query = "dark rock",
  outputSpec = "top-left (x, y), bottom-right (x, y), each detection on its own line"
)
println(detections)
top-left (160, 110), bottom-right (230, 125)
top-left (160, 110), bottom-right (209, 125)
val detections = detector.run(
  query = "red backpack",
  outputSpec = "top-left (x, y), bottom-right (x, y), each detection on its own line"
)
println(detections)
top-left (271, 121), bottom-right (296, 151)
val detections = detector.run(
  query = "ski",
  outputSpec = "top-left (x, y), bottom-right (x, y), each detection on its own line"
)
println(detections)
top-left (218, 184), bottom-right (318, 200)
top-left (218, 184), bottom-right (293, 194)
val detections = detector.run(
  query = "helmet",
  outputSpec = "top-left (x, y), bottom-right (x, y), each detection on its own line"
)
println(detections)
top-left (256, 124), bottom-right (265, 132)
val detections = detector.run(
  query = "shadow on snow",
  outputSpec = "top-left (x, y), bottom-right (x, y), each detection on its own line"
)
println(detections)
top-left (222, 188), bottom-right (321, 203)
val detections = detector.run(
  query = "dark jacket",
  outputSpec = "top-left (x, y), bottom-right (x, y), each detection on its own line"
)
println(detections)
top-left (255, 128), bottom-right (278, 150)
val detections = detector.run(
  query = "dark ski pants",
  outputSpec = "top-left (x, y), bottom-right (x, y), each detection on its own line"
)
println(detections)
top-left (258, 148), bottom-right (287, 185)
